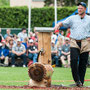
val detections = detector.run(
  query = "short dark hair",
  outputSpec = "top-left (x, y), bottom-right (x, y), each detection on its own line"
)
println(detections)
top-left (22, 28), bottom-right (26, 31)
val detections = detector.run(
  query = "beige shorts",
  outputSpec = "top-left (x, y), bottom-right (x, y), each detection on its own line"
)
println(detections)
top-left (70, 39), bottom-right (90, 53)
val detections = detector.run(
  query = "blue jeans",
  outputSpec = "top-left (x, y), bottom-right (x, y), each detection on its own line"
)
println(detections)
top-left (28, 53), bottom-right (38, 63)
top-left (11, 53), bottom-right (27, 65)
top-left (52, 54), bottom-right (59, 66)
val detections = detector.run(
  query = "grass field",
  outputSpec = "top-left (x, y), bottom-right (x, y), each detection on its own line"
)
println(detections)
top-left (0, 67), bottom-right (90, 87)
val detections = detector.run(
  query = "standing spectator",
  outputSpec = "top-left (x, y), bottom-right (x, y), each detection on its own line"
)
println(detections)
top-left (4, 29), bottom-right (12, 39)
top-left (11, 38), bottom-right (27, 67)
top-left (0, 40), bottom-right (9, 66)
top-left (27, 39), bottom-right (38, 63)
top-left (51, 40), bottom-right (59, 67)
top-left (54, 2), bottom-right (90, 87)
top-left (18, 28), bottom-right (27, 42)
top-left (60, 38), bottom-right (70, 68)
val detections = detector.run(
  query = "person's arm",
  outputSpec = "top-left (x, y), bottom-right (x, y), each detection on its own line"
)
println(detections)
top-left (29, 49), bottom-right (38, 53)
top-left (20, 45), bottom-right (26, 55)
top-left (51, 50), bottom-right (58, 54)
top-left (54, 22), bottom-right (63, 30)
top-left (54, 16), bottom-right (72, 30)
top-left (12, 46), bottom-right (18, 55)
top-left (61, 51), bottom-right (67, 55)
top-left (86, 29), bottom-right (90, 41)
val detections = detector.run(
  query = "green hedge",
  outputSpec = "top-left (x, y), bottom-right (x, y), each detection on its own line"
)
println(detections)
top-left (0, 7), bottom-right (77, 29)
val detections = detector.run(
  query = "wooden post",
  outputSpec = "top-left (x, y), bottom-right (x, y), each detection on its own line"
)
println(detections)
top-left (35, 27), bottom-right (54, 65)
top-left (28, 27), bottom-right (54, 87)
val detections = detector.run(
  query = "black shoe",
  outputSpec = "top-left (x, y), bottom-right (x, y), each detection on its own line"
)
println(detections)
top-left (76, 81), bottom-right (83, 87)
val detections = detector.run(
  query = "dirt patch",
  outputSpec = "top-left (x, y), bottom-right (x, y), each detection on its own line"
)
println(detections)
top-left (0, 85), bottom-right (90, 90)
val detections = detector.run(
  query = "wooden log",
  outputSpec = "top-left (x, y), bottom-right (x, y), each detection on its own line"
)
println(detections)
top-left (28, 63), bottom-right (53, 82)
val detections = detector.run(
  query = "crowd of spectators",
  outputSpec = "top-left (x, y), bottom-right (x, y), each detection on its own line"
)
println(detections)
top-left (0, 28), bottom-right (89, 68)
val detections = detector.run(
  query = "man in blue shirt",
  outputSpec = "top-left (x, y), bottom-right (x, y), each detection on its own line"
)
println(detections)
top-left (54, 2), bottom-right (90, 87)
top-left (0, 40), bottom-right (9, 66)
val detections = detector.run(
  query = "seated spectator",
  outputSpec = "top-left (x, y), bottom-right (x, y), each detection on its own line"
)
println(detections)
top-left (22, 38), bottom-right (28, 49)
top-left (11, 38), bottom-right (27, 67)
top-left (56, 37), bottom-right (63, 57)
top-left (66, 28), bottom-right (71, 38)
top-left (18, 28), bottom-right (27, 42)
top-left (5, 36), bottom-right (12, 46)
top-left (4, 29), bottom-right (12, 39)
top-left (51, 40), bottom-right (59, 67)
top-left (13, 34), bottom-right (18, 44)
top-left (54, 29), bottom-right (61, 44)
top-left (27, 39), bottom-right (38, 64)
top-left (60, 37), bottom-right (70, 68)
top-left (7, 39), bottom-right (14, 58)
top-left (51, 32), bottom-right (57, 42)
top-left (29, 32), bottom-right (35, 40)
top-left (0, 40), bottom-right (9, 66)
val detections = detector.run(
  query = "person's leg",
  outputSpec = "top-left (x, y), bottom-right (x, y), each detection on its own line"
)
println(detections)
top-left (28, 53), bottom-right (33, 60)
top-left (53, 55), bottom-right (59, 66)
top-left (11, 54), bottom-right (16, 65)
top-left (20, 54), bottom-right (27, 65)
top-left (70, 47), bottom-right (80, 83)
top-left (79, 52), bottom-right (89, 84)
top-left (60, 55), bottom-right (66, 67)
top-left (4, 56), bottom-right (9, 65)
top-left (33, 53), bottom-right (38, 63)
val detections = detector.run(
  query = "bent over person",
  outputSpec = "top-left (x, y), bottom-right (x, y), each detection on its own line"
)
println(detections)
top-left (54, 2), bottom-right (90, 87)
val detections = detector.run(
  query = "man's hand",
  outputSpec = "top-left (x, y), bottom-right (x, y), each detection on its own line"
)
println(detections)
top-left (54, 22), bottom-right (63, 30)
top-left (17, 53), bottom-right (22, 56)
top-left (54, 23), bottom-right (60, 30)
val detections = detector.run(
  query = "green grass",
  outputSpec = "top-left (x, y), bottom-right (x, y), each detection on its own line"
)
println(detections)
top-left (0, 67), bottom-right (90, 87)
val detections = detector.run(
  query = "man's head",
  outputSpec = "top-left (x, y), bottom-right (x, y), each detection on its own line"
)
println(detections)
top-left (65, 37), bottom-right (70, 44)
top-left (29, 39), bottom-right (34, 46)
top-left (22, 28), bottom-right (26, 33)
top-left (77, 2), bottom-right (86, 16)
top-left (7, 29), bottom-right (11, 34)
top-left (51, 40), bottom-right (55, 47)
top-left (17, 38), bottom-right (21, 45)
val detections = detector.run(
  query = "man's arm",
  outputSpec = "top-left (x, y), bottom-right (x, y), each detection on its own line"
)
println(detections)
top-left (54, 22), bottom-right (63, 30)
top-left (29, 49), bottom-right (38, 54)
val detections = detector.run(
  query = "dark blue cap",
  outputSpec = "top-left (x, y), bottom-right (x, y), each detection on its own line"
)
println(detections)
top-left (77, 2), bottom-right (86, 8)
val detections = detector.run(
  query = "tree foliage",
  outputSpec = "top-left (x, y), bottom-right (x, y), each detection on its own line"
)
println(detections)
top-left (0, 7), bottom-right (76, 29)
top-left (0, 0), bottom-right (10, 6)
top-left (44, 0), bottom-right (88, 6)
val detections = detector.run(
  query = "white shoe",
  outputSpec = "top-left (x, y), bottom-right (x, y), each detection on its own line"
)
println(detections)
top-left (23, 65), bottom-right (26, 67)
top-left (12, 65), bottom-right (15, 67)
